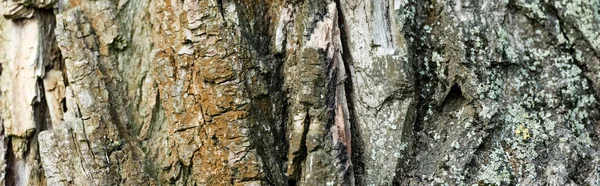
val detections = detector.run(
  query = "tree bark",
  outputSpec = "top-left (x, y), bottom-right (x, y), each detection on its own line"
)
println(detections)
top-left (0, 0), bottom-right (599, 185)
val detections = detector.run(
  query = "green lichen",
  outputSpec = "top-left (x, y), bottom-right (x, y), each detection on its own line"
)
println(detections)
top-left (477, 147), bottom-right (513, 185)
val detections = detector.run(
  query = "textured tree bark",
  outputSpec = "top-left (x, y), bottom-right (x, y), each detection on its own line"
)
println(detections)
top-left (0, 0), bottom-right (599, 185)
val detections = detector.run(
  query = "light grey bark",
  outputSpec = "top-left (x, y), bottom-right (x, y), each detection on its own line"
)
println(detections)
top-left (0, 0), bottom-right (598, 185)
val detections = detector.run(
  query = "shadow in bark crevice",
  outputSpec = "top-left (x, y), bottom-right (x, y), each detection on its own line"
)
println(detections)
top-left (333, 0), bottom-right (364, 184)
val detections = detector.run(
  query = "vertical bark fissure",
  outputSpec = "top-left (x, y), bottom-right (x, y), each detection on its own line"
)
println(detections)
top-left (297, 110), bottom-right (311, 171)
top-left (77, 105), bottom-right (96, 163)
top-left (278, 55), bottom-right (291, 184)
top-left (5, 136), bottom-right (16, 186)
top-left (37, 9), bottom-right (58, 131)
top-left (334, 0), bottom-right (363, 184)
top-left (289, 108), bottom-right (310, 185)
top-left (4, 7), bottom-right (59, 185)
top-left (31, 78), bottom-right (51, 182)
top-left (400, 0), bottom-right (431, 182)
top-left (69, 125), bottom-right (97, 186)
top-left (216, 0), bottom-right (226, 22)
top-left (545, 4), bottom-right (600, 103)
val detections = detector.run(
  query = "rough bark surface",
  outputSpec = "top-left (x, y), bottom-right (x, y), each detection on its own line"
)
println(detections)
top-left (0, 0), bottom-right (599, 185)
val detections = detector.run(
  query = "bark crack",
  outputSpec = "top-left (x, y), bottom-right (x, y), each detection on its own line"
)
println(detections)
top-left (287, 108), bottom-right (310, 185)
top-left (546, 3), bottom-right (600, 103)
top-left (334, 0), bottom-right (361, 184)
top-left (69, 126), bottom-right (97, 186)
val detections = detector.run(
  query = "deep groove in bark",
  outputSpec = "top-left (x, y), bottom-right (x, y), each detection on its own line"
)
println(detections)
top-left (546, 3), bottom-right (600, 103)
top-left (217, 0), bottom-right (225, 22)
top-left (233, 1), bottom-right (289, 183)
top-left (32, 79), bottom-right (51, 184)
top-left (35, 79), bottom-right (51, 132)
top-left (5, 10), bottom-right (57, 184)
top-left (544, 3), bottom-right (600, 151)
top-left (288, 109), bottom-right (311, 185)
top-left (334, 0), bottom-right (363, 184)
top-left (5, 136), bottom-right (16, 186)
top-left (399, 0), bottom-right (432, 183)
top-left (276, 55), bottom-right (290, 185)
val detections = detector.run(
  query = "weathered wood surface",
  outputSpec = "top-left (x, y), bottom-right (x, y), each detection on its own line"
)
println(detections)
top-left (0, 0), bottom-right (598, 185)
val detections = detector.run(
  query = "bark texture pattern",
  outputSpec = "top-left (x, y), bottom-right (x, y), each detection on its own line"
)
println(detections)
top-left (0, 0), bottom-right (598, 185)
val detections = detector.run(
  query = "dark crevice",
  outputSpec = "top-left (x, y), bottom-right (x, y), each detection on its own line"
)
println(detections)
top-left (298, 110), bottom-right (310, 163)
top-left (278, 78), bottom-right (290, 184)
top-left (35, 78), bottom-right (52, 131)
top-left (167, 161), bottom-right (183, 184)
top-left (182, 158), bottom-right (192, 186)
top-left (334, 0), bottom-right (363, 184)
top-left (69, 123), bottom-right (97, 186)
top-left (248, 60), bottom-right (289, 185)
top-left (5, 136), bottom-right (16, 186)
top-left (325, 55), bottom-right (338, 134)
top-left (234, 1), bottom-right (289, 184)
top-left (287, 178), bottom-right (297, 186)
top-left (28, 67), bottom-right (53, 185)
top-left (410, 1), bottom-right (433, 133)
top-left (3, 95), bottom-right (50, 183)
top-left (61, 98), bottom-right (68, 113)
top-left (142, 91), bottom-right (161, 143)
top-left (217, 0), bottom-right (225, 22)
top-left (440, 83), bottom-right (465, 111)
top-left (233, 0), bottom-right (289, 184)
top-left (399, 0), bottom-right (432, 183)
top-left (287, 109), bottom-right (310, 186)
top-left (323, 38), bottom-right (354, 183)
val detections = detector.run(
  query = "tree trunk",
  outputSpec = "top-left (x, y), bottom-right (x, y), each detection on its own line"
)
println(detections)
top-left (0, 0), bottom-right (599, 185)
